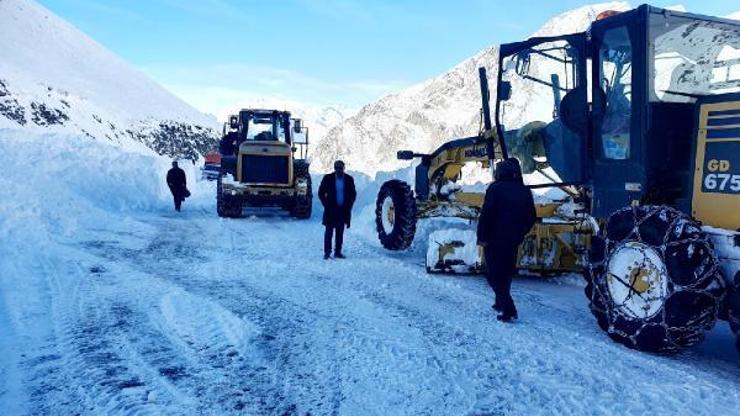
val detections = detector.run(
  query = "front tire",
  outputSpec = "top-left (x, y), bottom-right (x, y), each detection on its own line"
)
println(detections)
top-left (291, 173), bottom-right (313, 220)
top-left (216, 174), bottom-right (242, 218)
top-left (585, 205), bottom-right (725, 353)
top-left (375, 180), bottom-right (417, 250)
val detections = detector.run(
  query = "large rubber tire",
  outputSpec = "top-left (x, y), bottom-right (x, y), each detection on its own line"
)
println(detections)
top-left (375, 180), bottom-right (417, 250)
top-left (585, 205), bottom-right (725, 353)
top-left (290, 164), bottom-right (312, 220)
top-left (216, 175), bottom-right (242, 218)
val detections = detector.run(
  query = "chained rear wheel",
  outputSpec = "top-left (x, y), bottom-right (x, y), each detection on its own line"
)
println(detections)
top-left (728, 272), bottom-right (740, 352)
top-left (375, 180), bottom-right (417, 250)
top-left (585, 205), bottom-right (725, 353)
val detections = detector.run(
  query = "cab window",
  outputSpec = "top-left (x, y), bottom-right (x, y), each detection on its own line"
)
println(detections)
top-left (599, 26), bottom-right (633, 160)
top-left (246, 117), bottom-right (286, 142)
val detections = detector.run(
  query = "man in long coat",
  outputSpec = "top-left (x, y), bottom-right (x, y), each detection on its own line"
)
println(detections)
top-left (477, 158), bottom-right (536, 321)
top-left (318, 160), bottom-right (357, 259)
top-left (166, 161), bottom-right (188, 212)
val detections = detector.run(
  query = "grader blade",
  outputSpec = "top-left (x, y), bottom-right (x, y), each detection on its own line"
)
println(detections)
top-left (426, 230), bottom-right (484, 274)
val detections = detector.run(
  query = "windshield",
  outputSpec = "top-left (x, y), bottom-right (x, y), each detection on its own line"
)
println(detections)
top-left (499, 39), bottom-right (580, 183)
top-left (650, 13), bottom-right (740, 102)
top-left (246, 116), bottom-right (286, 142)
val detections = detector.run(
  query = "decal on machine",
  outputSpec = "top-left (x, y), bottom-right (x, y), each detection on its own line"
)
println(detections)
top-left (464, 146), bottom-right (487, 159)
top-left (702, 141), bottom-right (740, 194)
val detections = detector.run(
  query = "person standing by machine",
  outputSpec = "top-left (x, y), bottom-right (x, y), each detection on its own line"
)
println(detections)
top-left (319, 160), bottom-right (357, 259)
top-left (477, 158), bottom-right (537, 322)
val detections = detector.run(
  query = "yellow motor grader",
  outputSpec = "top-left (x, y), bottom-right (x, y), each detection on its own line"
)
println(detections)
top-left (375, 4), bottom-right (740, 353)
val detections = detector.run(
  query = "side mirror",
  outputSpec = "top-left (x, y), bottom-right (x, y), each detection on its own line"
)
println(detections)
top-left (293, 118), bottom-right (303, 133)
top-left (397, 150), bottom-right (415, 160)
top-left (229, 115), bottom-right (239, 129)
top-left (293, 127), bottom-right (309, 145)
top-left (499, 81), bottom-right (512, 101)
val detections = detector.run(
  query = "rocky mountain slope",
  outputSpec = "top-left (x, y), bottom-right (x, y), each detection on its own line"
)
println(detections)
top-left (0, 0), bottom-right (219, 160)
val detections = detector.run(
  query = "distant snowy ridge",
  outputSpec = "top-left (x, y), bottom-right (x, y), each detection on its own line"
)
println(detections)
top-left (313, 2), bottom-right (632, 175)
top-left (0, 0), bottom-right (220, 160)
top-left (727, 11), bottom-right (740, 21)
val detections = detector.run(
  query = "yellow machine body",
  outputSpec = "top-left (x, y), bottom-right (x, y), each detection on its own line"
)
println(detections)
top-left (691, 100), bottom-right (740, 230)
top-left (235, 141), bottom-right (294, 187)
top-left (414, 133), bottom-right (592, 275)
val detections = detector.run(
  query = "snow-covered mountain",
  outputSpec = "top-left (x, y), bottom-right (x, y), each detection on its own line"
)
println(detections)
top-left (0, 0), bottom-right (220, 161)
top-left (315, 2), bottom-right (740, 176)
top-left (312, 2), bottom-right (629, 174)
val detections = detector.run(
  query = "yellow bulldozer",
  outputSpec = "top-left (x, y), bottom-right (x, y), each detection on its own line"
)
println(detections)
top-left (375, 5), bottom-right (740, 353)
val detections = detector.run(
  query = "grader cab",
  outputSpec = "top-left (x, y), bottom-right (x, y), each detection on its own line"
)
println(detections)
top-left (376, 5), bottom-right (740, 353)
top-left (496, 5), bottom-right (740, 352)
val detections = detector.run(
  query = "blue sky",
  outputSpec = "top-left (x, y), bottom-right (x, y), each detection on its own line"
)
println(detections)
top-left (40, 0), bottom-right (740, 116)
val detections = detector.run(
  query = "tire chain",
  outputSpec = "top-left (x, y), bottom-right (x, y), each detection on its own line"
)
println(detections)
top-left (586, 205), bottom-right (726, 353)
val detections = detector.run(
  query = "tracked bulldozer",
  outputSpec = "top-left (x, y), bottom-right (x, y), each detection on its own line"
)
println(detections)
top-left (376, 4), bottom-right (740, 353)
top-left (217, 109), bottom-right (312, 218)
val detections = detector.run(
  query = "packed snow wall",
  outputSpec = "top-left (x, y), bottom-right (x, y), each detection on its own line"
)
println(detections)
top-left (0, 130), bottom-right (212, 244)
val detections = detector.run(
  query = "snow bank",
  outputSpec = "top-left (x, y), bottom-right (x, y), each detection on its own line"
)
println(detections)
top-left (0, 130), bottom-right (213, 244)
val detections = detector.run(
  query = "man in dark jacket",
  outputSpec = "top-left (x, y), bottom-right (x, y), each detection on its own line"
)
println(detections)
top-left (318, 160), bottom-right (357, 259)
top-left (166, 161), bottom-right (188, 212)
top-left (477, 158), bottom-right (537, 322)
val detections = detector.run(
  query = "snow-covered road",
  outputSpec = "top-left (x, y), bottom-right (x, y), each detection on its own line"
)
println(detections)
top-left (2, 204), bottom-right (738, 415)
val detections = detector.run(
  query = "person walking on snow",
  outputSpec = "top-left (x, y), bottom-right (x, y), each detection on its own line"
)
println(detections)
top-left (166, 161), bottom-right (188, 212)
top-left (477, 158), bottom-right (536, 322)
top-left (318, 160), bottom-right (357, 260)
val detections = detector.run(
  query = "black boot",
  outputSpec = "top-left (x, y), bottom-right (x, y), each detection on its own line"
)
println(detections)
top-left (497, 303), bottom-right (518, 322)
top-left (497, 313), bottom-right (517, 322)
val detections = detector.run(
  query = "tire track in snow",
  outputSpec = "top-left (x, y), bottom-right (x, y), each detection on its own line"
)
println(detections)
top-left (69, 210), bottom-right (740, 415)
top-left (17, 251), bottom-right (178, 415)
top-left (80, 215), bottom-right (342, 415)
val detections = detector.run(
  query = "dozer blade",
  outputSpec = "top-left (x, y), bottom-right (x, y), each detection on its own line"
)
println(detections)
top-left (426, 229), bottom-right (484, 274)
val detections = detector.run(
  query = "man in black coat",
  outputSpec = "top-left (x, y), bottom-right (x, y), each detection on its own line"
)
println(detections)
top-left (318, 160), bottom-right (357, 259)
top-left (166, 161), bottom-right (188, 212)
top-left (477, 158), bottom-right (537, 322)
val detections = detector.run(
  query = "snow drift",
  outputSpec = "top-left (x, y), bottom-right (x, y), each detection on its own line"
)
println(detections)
top-left (0, 130), bottom-right (212, 246)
